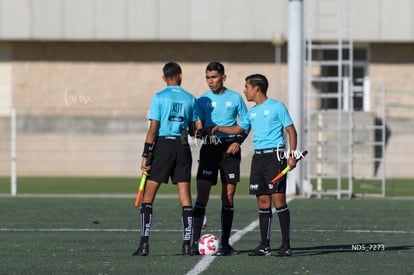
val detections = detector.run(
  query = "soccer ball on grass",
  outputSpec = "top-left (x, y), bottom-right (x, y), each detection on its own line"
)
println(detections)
top-left (198, 233), bottom-right (219, 256)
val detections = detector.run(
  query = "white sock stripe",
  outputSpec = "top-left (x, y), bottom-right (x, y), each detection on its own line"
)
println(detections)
top-left (222, 206), bottom-right (234, 211)
top-left (267, 217), bottom-right (272, 240)
top-left (258, 208), bottom-right (272, 214)
top-left (276, 206), bottom-right (289, 213)
top-left (140, 213), bottom-right (145, 236)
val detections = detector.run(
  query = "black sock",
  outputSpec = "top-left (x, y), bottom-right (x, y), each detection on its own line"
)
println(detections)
top-left (192, 202), bottom-right (206, 243)
top-left (276, 205), bottom-right (290, 248)
top-left (182, 206), bottom-right (193, 244)
top-left (221, 205), bottom-right (234, 246)
top-left (140, 203), bottom-right (153, 243)
top-left (259, 208), bottom-right (272, 247)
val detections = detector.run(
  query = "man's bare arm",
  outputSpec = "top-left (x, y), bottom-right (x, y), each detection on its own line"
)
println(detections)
top-left (213, 125), bottom-right (245, 135)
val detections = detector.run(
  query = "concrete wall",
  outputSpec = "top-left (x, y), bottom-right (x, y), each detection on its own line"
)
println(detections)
top-left (1, 0), bottom-right (414, 42)
top-left (0, 0), bottom-right (288, 41)
top-left (0, 41), bottom-right (413, 178)
top-left (1, 41), bottom-right (281, 177)
top-left (0, 43), bottom-right (12, 115)
top-left (10, 41), bottom-right (287, 117)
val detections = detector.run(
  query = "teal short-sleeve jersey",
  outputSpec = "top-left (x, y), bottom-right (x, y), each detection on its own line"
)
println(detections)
top-left (149, 85), bottom-right (198, 136)
top-left (196, 89), bottom-right (247, 138)
top-left (239, 98), bottom-right (293, 150)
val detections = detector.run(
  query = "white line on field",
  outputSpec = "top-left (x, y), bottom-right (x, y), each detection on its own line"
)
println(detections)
top-left (1, 228), bottom-right (412, 234)
top-left (184, 198), bottom-right (293, 275)
top-left (0, 228), bottom-right (139, 232)
top-left (185, 214), bottom-right (261, 275)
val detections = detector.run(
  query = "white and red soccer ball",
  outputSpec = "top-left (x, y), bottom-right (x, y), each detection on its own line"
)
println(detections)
top-left (198, 233), bottom-right (219, 256)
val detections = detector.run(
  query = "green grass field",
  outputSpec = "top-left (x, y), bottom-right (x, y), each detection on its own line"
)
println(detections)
top-left (0, 176), bottom-right (413, 197)
top-left (1, 197), bottom-right (413, 274)
top-left (0, 177), bottom-right (413, 274)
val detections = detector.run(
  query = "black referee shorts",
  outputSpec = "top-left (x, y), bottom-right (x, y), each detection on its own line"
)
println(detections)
top-left (196, 141), bottom-right (241, 185)
top-left (249, 149), bottom-right (287, 195)
top-left (148, 138), bottom-right (192, 184)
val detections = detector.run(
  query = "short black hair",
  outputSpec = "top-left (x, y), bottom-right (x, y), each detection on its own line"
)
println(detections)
top-left (245, 74), bottom-right (269, 95)
top-left (206, 61), bottom-right (225, 75)
top-left (163, 62), bottom-right (182, 78)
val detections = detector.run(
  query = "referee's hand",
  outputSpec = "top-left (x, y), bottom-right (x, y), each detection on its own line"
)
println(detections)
top-left (287, 156), bottom-right (297, 170)
top-left (227, 142), bottom-right (240, 154)
top-left (211, 126), bottom-right (218, 135)
top-left (141, 156), bottom-right (152, 172)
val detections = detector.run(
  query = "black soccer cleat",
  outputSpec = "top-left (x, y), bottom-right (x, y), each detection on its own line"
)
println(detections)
top-left (248, 244), bottom-right (272, 256)
top-left (216, 244), bottom-right (240, 256)
top-left (274, 246), bottom-right (292, 257)
top-left (182, 242), bottom-right (194, 256)
top-left (132, 242), bottom-right (149, 256)
top-left (191, 241), bottom-right (200, 255)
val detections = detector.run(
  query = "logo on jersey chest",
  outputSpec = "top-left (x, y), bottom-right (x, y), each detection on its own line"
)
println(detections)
top-left (211, 101), bottom-right (232, 108)
top-left (168, 102), bottom-right (184, 122)
top-left (172, 102), bottom-right (183, 113)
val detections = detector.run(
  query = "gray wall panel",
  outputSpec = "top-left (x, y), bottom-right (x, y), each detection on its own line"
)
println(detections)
top-left (412, 0), bottom-right (414, 38)
top-left (127, 0), bottom-right (159, 39)
top-left (0, 0), bottom-right (31, 39)
top-left (381, 0), bottom-right (411, 41)
top-left (0, 0), bottom-right (414, 42)
top-left (251, 0), bottom-right (288, 39)
top-left (158, 0), bottom-right (190, 40)
top-left (351, 0), bottom-right (380, 41)
top-left (222, 0), bottom-right (254, 40)
top-left (191, 1), bottom-right (224, 40)
top-left (32, 0), bottom-right (62, 38)
top-left (64, 0), bottom-right (94, 39)
top-left (95, 0), bottom-right (127, 39)
top-left (191, 0), bottom-right (286, 41)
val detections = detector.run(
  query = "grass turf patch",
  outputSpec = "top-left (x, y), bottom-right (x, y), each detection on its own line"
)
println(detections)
top-left (1, 176), bottom-right (413, 197)
top-left (0, 197), bottom-right (413, 274)
top-left (0, 176), bottom-right (251, 196)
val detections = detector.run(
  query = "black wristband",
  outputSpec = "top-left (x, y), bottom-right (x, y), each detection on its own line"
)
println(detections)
top-left (142, 142), bottom-right (154, 157)
top-left (235, 131), bottom-right (248, 145)
top-left (195, 128), bottom-right (203, 139)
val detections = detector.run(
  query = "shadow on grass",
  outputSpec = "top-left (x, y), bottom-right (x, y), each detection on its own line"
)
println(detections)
top-left (291, 244), bottom-right (414, 256)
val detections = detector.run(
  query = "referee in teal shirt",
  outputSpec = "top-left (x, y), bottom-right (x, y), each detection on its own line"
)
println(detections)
top-left (132, 62), bottom-right (200, 257)
top-left (214, 73), bottom-right (297, 257)
top-left (192, 62), bottom-right (248, 256)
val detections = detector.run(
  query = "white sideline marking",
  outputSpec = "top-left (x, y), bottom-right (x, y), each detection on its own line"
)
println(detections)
top-left (0, 228), bottom-right (139, 232)
top-left (185, 218), bottom-right (260, 275)
top-left (185, 198), bottom-right (293, 275)
top-left (1, 228), bottom-right (412, 234)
